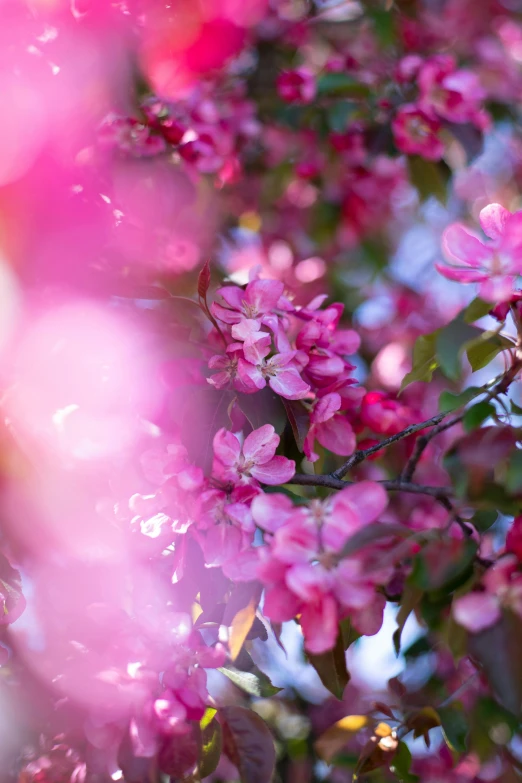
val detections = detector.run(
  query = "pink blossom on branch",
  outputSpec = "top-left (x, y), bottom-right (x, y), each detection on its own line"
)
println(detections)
top-left (436, 203), bottom-right (522, 302)
top-left (252, 482), bottom-right (391, 653)
top-left (212, 424), bottom-right (295, 486)
top-left (276, 68), bottom-right (317, 105)
top-left (392, 104), bottom-right (445, 161)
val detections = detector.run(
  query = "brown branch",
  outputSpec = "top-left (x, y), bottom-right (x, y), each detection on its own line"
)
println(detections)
top-left (401, 355), bottom-right (522, 483)
top-left (333, 411), bottom-right (447, 479)
top-left (288, 473), bottom-right (453, 499)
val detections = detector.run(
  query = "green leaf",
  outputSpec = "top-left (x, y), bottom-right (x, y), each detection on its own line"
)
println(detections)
top-left (199, 708), bottom-right (223, 779)
top-left (436, 318), bottom-right (480, 380)
top-left (463, 401), bottom-right (495, 431)
top-left (400, 332), bottom-right (439, 392)
top-left (472, 509), bottom-right (498, 532)
top-left (307, 628), bottom-right (349, 699)
top-left (438, 387), bottom-right (482, 413)
top-left (402, 636), bottom-right (431, 659)
top-left (317, 73), bottom-right (371, 99)
top-left (393, 582), bottom-right (423, 655)
top-left (282, 398), bottom-right (309, 453)
top-left (463, 297), bottom-right (493, 323)
top-left (411, 539), bottom-right (477, 593)
top-left (218, 666), bottom-right (282, 698)
top-left (327, 102), bottom-right (356, 132)
top-left (407, 156), bottom-right (448, 204)
top-left (339, 617), bottom-right (361, 650)
top-left (511, 400), bottom-right (522, 416)
top-left (391, 741), bottom-right (419, 783)
top-left (506, 449), bottom-right (522, 495)
top-left (466, 331), bottom-right (514, 372)
top-left (438, 703), bottom-right (469, 753)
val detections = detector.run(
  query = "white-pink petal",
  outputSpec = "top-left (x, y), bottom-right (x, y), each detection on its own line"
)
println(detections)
top-left (251, 491), bottom-right (295, 532)
top-left (442, 223), bottom-right (491, 267)
top-left (213, 428), bottom-right (241, 466)
top-left (479, 203), bottom-right (510, 241)
top-left (335, 481), bottom-right (388, 524)
top-left (243, 424), bottom-right (278, 464)
top-left (269, 368), bottom-right (310, 400)
top-left (453, 591), bottom-right (501, 633)
top-left (250, 455), bottom-right (295, 485)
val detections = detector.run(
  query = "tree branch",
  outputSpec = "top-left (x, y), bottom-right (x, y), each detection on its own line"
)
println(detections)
top-left (332, 411), bottom-right (447, 479)
top-left (288, 473), bottom-right (453, 499)
top-left (401, 355), bottom-right (522, 483)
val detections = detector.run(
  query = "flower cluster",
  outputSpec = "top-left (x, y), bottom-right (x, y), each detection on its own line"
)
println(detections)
top-left (252, 482), bottom-right (391, 654)
top-left (392, 54), bottom-right (487, 161)
top-left (208, 278), bottom-right (364, 461)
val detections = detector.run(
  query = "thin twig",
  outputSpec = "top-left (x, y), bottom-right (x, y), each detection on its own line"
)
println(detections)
top-left (401, 357), bottom-right (522, 483)
top-left (288, 473), bottom-right (454, 499)
top-left (332, 411), bottom-right (447, 479)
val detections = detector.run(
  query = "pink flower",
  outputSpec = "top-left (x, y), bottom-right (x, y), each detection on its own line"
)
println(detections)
top-left (211, 279), bottom-right (285, 329)
top-left (252, 481), bottom-right (389, 653)
top-left (212, 424), bottom-right (295, 486)
top-left (392, 104), bottom-right (444, 161)
top-left (360, 391), bottom-right (414, 436)
top-left (276, 68), bottom-right (316, 104)
top-left (436, 203), bottom-right (522, 302)
top-left (195, 486), bottom-right (257, 569)
top-left (418, 54), bottom-right (485, 125)
top-left (237, 334), bottom-right (310, 400)
top-left (303, 392), bottom-right (356, 462)
top-left (453, 556), bottom-right (522, 632)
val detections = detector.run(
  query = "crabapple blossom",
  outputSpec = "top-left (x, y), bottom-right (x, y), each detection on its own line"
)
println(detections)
top-left (392, 104), bottom-right (445, 161)
top-left (436, 203), bottom-right (522, 301)
top-left (4, 0), bottom-right (522, 779)
top-left (252, 482), bottom-right (390, 653)
top-left (276, 68), bottom-right (316, 105)
top-left (453, 557), bottom-right (522, 633)
top-left (212, 424), bottom-right (295, 486)
top-left (418, 54), bottom-right (486, 125)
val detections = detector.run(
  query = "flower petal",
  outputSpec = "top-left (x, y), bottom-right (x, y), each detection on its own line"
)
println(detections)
top-left (269, 368), bottom-right (310, 400)
top-left (244, 279), bottom-right (284, 314)
top-left (442, 223), bottom-right (491, 267)
top-left (251, 491), bottom-right (295, 533)
top-left (335, 481), bottom-right (388, 524)
top-left (479, 203), bottom-right (510, 240)
top-left (213, 428), bottom-right (241, 467)
top-left (250, 455), bottom-right (296, 485)
top-left (315, 415), bottom-right (356, 457)
top-left (301, 595), bottom-right (339, 655)
top-left (435, 262), bottom-right (487, 283)
top-left (453, 592), bottom-right (501, 632)
top-left (263, 584), bottom-right (301, 622)
top-left (243, 424), bottom-right (278, 464)
top-left (479, 276), bottom-right (515, 303)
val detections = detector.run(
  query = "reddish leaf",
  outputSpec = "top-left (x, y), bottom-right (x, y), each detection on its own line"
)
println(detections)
top-left (198, 259), bottom-right (211, 301)
top-left (307, 628), bottom-right (349, 699)
top-left (158, 725), bottom-right (199, 777)
top-left (220, 705), bottom-right (276, 783)
top-left (0, 553), bottom-right (25, 626)
top-left (282, 398), bottom-right (309, 452)
top-left (354, 731), bottom-right (399, 779)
